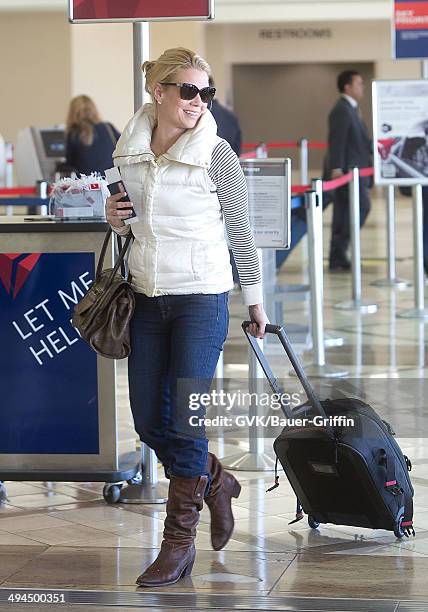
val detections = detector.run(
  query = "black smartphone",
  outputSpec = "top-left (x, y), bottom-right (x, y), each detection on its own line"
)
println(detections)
top-left (105, 167), bottom-right (138, 225)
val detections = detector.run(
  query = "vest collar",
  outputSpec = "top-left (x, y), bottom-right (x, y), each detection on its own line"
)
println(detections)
top-left (113, 103), bottom-right (217, 168)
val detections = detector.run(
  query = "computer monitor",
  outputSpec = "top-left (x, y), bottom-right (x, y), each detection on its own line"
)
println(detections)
top-left (15, 126), bottom-right (66, 185)
top-left (40, 130), bottom-right (66, 158)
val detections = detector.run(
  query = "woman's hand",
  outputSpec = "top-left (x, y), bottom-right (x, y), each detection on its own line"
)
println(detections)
top-left (105, 191), bottom-right (134, 228)
top-left (247, 304), bottom-right (269, 339)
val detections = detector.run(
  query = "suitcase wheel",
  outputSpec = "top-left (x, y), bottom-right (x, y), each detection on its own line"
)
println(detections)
top-left (393, 516), bottom-right (405, 539)
top-left (308, 515), bottom-right (320, 529)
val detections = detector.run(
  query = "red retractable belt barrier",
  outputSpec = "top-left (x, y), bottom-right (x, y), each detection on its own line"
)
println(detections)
top-left (291, 166), bottom-right (374, 198)
top-left (308, 141), bottom-right (328, 149)
top-left (242, 140), bottom-right (328, 150)
top-left (322, 171), bottom-right (354, 192)
top-left (359, 167), bottom-right (374, 178)
top-left (240, 151), bottom-right (258, 159)
top-left (323, 167), bottom-right (374, 192)
top-left (0, 187), bottom-right (37, 196)
top-left (242, 141), bottom-right (298, 150)
top-left (291, 185), bottom-right (311, 194)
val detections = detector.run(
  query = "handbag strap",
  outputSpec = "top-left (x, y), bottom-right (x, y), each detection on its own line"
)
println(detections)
top-left (96, 228), bottom-right (133, 283)
top-left (116, 235), bottom-right (126, 278)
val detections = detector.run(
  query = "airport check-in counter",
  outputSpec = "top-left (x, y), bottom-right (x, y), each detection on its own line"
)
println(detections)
top-left (0, 218), bottom-right (139, 483)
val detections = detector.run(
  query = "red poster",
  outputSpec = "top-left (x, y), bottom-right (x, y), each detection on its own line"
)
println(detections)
top-left (395, 1), bottom-right (428, 30)
top-left (69, 0), bottom-right (213, 22)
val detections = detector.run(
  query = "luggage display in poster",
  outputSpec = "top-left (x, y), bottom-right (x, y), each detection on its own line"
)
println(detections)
top-left (373, 79), bottom-right (428, 186)
top-left (242, 321), bottom-right (415, 539)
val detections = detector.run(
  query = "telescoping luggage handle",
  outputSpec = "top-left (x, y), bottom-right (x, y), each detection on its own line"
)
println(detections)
top-left (242, 321), bottom-right (328, 421)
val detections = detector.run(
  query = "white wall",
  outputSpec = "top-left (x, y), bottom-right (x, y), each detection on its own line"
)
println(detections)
top-left (0, 8), bottom-right (424, 148)
top-left (214, 0), bottom-right (391, 23)
top-left (0, 11), bottom-right (71, 143)
top-left (206, 20), bottom-right (422, 106)
top-left (69, 22), bottom-right (134, 132)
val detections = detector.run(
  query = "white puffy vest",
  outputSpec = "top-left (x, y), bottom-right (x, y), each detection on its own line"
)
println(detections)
top-left (113, 104), bottom-right (233, 297)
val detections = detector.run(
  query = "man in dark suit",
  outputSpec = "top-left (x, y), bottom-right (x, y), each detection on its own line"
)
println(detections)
top-left (326, 70), bottom-right (372, 271)
top-left (209, 77), bottom-right (243, 284)
top-left (209, 77), bottom-right (242, 156)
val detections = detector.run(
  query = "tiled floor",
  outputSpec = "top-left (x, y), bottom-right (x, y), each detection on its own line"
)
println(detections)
top-left (1, 192), bottom-right (428, 610)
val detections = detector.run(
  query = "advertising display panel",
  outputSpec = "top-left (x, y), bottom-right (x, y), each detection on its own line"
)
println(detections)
top-left (0, 251), bottom-right (99, 454)
top-left (69, 0), bottom-right (214, 22)
top-left (393, 0), bottom-right (428, 59)
top-left (240, 159), bottom-right (291, 248)
top-left (373, 79), bottom-right (428, 185)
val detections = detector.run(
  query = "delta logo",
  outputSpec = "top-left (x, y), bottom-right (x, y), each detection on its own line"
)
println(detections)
top-left (0, 253), bottom-right (42, 299)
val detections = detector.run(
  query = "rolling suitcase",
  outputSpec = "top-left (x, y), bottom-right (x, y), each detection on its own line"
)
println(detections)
top-left (242, 321), bottom-right (415, 538)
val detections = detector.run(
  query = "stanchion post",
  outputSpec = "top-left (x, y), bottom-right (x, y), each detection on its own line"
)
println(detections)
top-left (387, 185), bottom-right (396, 283)
top-left (300, 186), bottom-right (348, 378)
top-left (299, 138), bottom-right (309, 185)
top-left (398, 184), bottom-right (428, 319)
top-left (334, 167), bottom-right (378, 314)
top-left (350, 167), bottom-right (362, 303)
top-left (306, 190), bottom-right (325, 367)
top-left (5, 142), bottom-right (13, 188)
top-left (214, 353), bottom-right (224, 392)
top-left (371, 184), bottom-right (409, 288)
top-left (221, 249), bottom-right (276, 472)
top-left (4, 142), bottom-right (14, 215)
top-left (256, 143), bottom-right (268, 159)
top-left (36, 180), bottom-right (49, 215)
top-left (414, 184), bottom-right (425, 312)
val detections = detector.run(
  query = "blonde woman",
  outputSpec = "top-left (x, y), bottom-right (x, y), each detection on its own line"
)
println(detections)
top-left (65, 95), bottom-right (120, 175)
top-left (105, 48), bottom-right (268, 587)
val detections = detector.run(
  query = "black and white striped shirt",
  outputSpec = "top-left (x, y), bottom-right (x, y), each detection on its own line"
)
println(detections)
top-left (208, 139), bottom-right (261, 305)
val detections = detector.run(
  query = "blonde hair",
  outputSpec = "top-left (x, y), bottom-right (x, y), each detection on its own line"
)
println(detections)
top-left (142, 47), bottom-right (211, 102)
top-left (66, 95), bottom-right (102, 146)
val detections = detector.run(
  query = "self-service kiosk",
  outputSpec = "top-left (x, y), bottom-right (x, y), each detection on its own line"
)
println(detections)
top-left (15, 126), bottom-right (66, 185)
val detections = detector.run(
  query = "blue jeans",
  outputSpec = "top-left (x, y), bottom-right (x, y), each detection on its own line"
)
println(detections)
top-left (128, 292), bottom-right (229, 478)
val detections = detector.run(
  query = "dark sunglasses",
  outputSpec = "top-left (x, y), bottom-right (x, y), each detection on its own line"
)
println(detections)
top-left (161, 82), bottom-right (216, 104)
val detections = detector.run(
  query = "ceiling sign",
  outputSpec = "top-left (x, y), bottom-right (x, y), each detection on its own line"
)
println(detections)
top-left (393, 1), bottom-right (428, 58)
top-left (68, 0), bottom-right (214, 23)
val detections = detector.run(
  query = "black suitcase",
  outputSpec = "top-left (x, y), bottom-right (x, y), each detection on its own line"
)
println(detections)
top-left (242, 321), bottom-right (415, 538)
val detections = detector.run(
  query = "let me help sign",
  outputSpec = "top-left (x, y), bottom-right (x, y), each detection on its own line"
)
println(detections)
top-left (69, 0), bottom-right (214, 22)
top-left (394, 1), bottom-right (428, 58)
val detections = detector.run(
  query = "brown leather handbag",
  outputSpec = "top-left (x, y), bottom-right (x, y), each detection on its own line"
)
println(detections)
top-left (72, 228), bottom-right (135, 359)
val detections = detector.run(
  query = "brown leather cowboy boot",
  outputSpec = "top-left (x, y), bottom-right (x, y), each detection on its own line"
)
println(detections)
top-left (205, 453), bottom-right (241, 551)
top-left (136, 474), bottom-right (208, 587)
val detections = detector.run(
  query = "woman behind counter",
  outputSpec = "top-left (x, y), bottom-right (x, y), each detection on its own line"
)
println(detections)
top-left (105, 47), bottom-right (268, 588)
top-left (65, 95), bottom-right (120, 176)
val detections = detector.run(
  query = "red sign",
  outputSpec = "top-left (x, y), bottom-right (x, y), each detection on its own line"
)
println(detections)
top-left (69, 0), bottom-right (214, 22)
top-left (394, 0), bottom-right (428, 58)
top-left (395, 1), bottom-right (428, 29)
